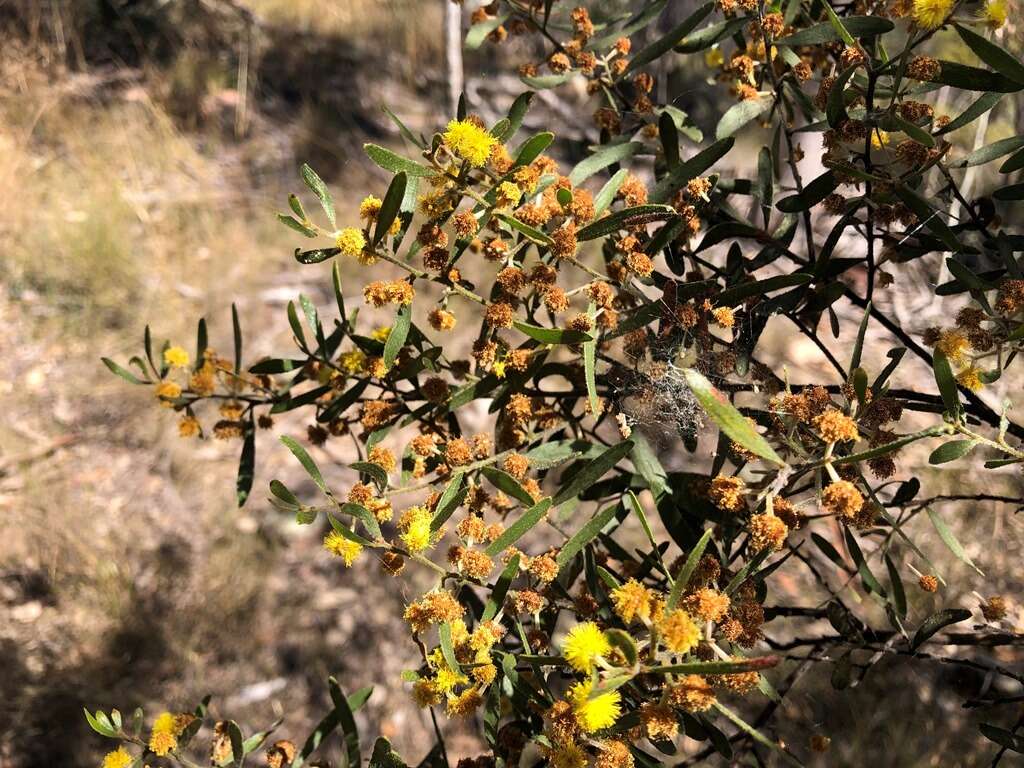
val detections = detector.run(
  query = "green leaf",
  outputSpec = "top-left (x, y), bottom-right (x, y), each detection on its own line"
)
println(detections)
top-left (630, 434), bottom-right (669, 497)
top-left (327, 514), bottom-right (375, 548)
top-left (893, 185), bottom-right (962, 251)
top-left (928, 439), bottom-right (978, 464)
top-left (955, 24), bottom-right (1024, 86)
top-left (280, 435), bottom-right (330, 495)
top-left (954, 135), bottom-right (1024, 168)
top-left (651, 137), bottom-right (734, 203)
top-left (926, 507), bottom-right (984, 575)
top-left (485, 498), bottom-right (553, 556)
top-left (83, 708), bottom-right (118, 738)
top-left (594, 168), bottom-right (629, 215)
top-left (513, 131), bottom-right (554, 167)
top-left (513, 320), bottom-right (592, 344)
top-left (278, 213), bottom-right (318, 238)
top-left (383, 303), bottom-right (412, 369)
top-left (776, 15), bottom-right (893, 45)
top-left (626, 2), bottom-right (714, 73)
top-left (648, 656), bottom-right (779, 675)
top-left (683, 369), bottom-right (785, 465)
top-left (300, 164), bottom-right (335, 228)
top-left (520, 72), bottom-right (574, 90)
top-left (494, 213), bottom-right (554, 246)
top-left (553, 440), bottom-right (635, 506)
top-left (994, 183), bottom-right (1024, 201)
top-left (328, 678), bottom-right (362, 768)
top-left (439, 622), bottom-right (462, 675)
top-left (675, 16), bottom-right (748, 53)
top-left (583, 308), bottom-right (599, 417)
top-left (716, 97), bottom-right (770, 140)
top-left (884, 112), bottom-right (935, 147)
top-left (911, 608), bottom-right (972, 650)
top-left (667, 528), bottom-right (713, 610)
top-left (237, 425), bottom-right (255, 507)
top-left (937, 91), bottom-right (1003, 135)
top-left (102, 357), bottom-right (147, 385)
top-left (465, 11), bottom-right (509, 49)
top-left (363, 144), bottom-right (435, 177)
top-left (932, 349), bottom-right (960, 416)
top-left (568, 141), bottom-right (644, 186)
top-left (483, 553), bottom-right (520, 620)
top-left (374, 172), bottom-right (407, 246)
top-left (382, 105), bottom-right (426, 150)
top-left (776, 170), bottom-right (837, 212)
top-left (556, 506), bottom-right (618, 569)
top-left (715, 273), bottom-right (812, 306)
top-left (1000, 145), bottom-right (1024, 173)
top-left (924, 60), bottom-right (1023, 92)
top-left (885, 554), bottom-right (908, 619)
top-left (431, 472), bottom-right (466, 532)
top-left (481, 466), bottom-right (535, 506)
top-left (498, 91), bottom-right (534, 142)
top-left (369, 737), bottom-right (407, 768)
top-left (576, 204), bottom-right (678, 240)
top-left (821, 1), bottom-right (856, 45)
top-left (980, 724), bottom-right (1024, 753)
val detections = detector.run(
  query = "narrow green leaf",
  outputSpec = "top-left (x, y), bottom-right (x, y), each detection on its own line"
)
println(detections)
top-left (928, 439), bottom-right (978, 464)
top-left (363, 144), bottom-right (435, 177)
top-left (955, 24), bottom-right (1024, 86)
top-left (374, 172), bottom-right (407, 246)
top-left (911, 608), bottom-right (972, 650)
top-left (926, 507), bottom-right (984, 575)
top-left (553, 440), bottom-right (635, 506)
top-left (667, 529), bottom-right (713, 610)
top-left (280, 435), bottom-right (330, 495)
top-left (568, 141), bottom-right (644, 186)
top-left (556, 506), bottom-right (618, 569)
top-left (513, 320), bottom-right (591, 344)
top-left (483, 553), bottom-right (520, 620)
top-left (383, 303), bottom-right (412, 369)
top-left (626, 2), bottom-right (714, 73)
top-left (485, 498), bottom-right (553, 556)
top-left (577, 204), bottom-right (678, 240)
top-left (683, 369), bottom-right (784, 465)
top-left (102, 357), bottom-right (147, 385)
top-left (716, 97), bottom-right (770, 140)
top-left (300, 164), bottom-right (336, 228)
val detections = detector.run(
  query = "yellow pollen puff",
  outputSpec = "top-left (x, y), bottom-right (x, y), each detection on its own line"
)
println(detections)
top-left (549, 743), bottom-right (588, 768)
top-left (155, 380), bottom-right (182, 404)
top-left (400, 506), bottom-right (434, 553)
top-left (610, 578), bottom-right (654, 624)
top-left (371, 325), bottom-right (392, 342)
top-left (955, 365), bottom-right (984, 392)
top-left (496, 181), bottom-right (523, 209)
top-left (102, 747), bottom-right (134, 768)
top-left (149, 712), bottom-right (180, 757)
top-left (911, 0), bottom-right (954, 29)
top-left (163, 346), bottom-right (190, 368)
top-left (443, 119), bottom-right (498, 167)
top-left (935, 328), bottom-right (970, 366)
top-left (336, 227), bottom-right (367, 259)
top-left (323, 530), bottom-right (363, 566)
top-left (705, 47), bottom-right (725, 68)
top-left (568, 680), bottom-right (622, 733)
top-left (711, 306), bottom-right (735, 329)
top-left (359, 195), bottom-right (382, 220)
top-left (814, 409), bottom-right (859, 443)
top-left (980, 0), bottom-right (1006, 27)
top-left (657, 608), bottom-right (701, 654)
top-left (562, 621), bottom-right (612, 674)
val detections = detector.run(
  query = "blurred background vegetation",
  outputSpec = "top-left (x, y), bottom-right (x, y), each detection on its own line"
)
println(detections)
top-left (0, 1), bottom-right (1021, 766)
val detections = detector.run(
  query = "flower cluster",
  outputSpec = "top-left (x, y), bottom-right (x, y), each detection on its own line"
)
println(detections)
top-left (94, 0), bottom-right (1024, 765)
